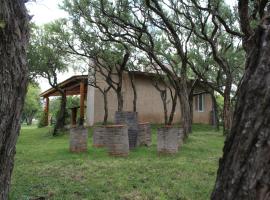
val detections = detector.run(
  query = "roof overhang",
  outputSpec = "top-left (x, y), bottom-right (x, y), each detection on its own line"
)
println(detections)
top-left (40, 75), bottom-right (88, 98)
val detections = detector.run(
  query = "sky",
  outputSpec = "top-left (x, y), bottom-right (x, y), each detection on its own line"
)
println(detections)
top-left (26, 0), bottom-right (237, 92)
top-left (26, 0), bottom-right (81, 92)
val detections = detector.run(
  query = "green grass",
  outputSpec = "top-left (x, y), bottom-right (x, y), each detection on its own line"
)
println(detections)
top-left (10, 124), bottom-right (224, 200)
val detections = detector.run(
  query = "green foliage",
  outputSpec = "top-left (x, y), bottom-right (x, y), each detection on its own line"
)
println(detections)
top-left (216, 95), bottom-right (224, 123)
top-left (22, 84), bottom-right (42, 125)
top-left (60, 0), bottom-right (149, 73)
top-left (37, 112), bottom-right (47, 128)
top-left (28, 24), bottom-right (68, 85)
top-left (49, 96), bottom-right (80, 124)
top-left (11, 124), bottom-right (224, 199)
top-left (48, 98), bottom-right (61, 123)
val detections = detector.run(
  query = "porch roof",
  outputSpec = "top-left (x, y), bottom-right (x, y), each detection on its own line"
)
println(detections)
top-left (40, 75), bottom-right (88, 98)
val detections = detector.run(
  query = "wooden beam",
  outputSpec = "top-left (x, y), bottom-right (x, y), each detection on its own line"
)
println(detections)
top-left (71, 107), bottom-right (78, 127)
top-left (79, 81), bottom-right (85, 125)
top-left (40, 75), bottom-right (88, 98)
top-left (43, 86), bottom-right (87, 97)
top-left (44, 97), bottom-right (49, 126)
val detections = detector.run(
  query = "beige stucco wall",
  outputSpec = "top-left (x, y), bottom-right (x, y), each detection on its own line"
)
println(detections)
top-left (92, 72), bottom-right (213, 124)
top-left (192, 92), bottom-right (213, 124)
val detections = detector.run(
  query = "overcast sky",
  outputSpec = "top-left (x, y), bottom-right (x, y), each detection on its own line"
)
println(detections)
top-left (26, 0), bottom-right (77, 92)
top-left (26, 0), bottom-right (237, 92)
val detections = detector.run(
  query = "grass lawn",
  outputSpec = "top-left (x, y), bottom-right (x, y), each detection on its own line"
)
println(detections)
top-left (10, 124), bottom-right (224, 200)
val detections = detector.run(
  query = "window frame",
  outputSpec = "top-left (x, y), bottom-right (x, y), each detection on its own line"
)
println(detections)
top-left (195, 93), bottom-right (205, 112)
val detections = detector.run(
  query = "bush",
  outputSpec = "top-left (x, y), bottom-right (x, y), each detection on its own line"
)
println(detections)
top-left (38, 112), bottom-right (47, 128)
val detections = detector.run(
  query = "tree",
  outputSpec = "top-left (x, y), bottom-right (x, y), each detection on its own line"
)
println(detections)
top-left (211, 1), bottom-right (270, 199)
top-left (93, 47), bottom-right (130, 112)
top-left (62, 0), bottom-right (193, 136)
top-left (48, 17), bottom-right (140, 114)
top-left (88, 64), bottom-right (112, 124)
top-left (28, 24), bottom-right (68, 136)
top-left (48, 96), bottom-right (80, 125)
top-left (151, 72), bottom-right (178, 125)
top-left (22, 84), bottom-right (42, 125)
top-left (0, 1), bottom-right (29, 198)
top-left (179, 0), bottom-right (244, 134)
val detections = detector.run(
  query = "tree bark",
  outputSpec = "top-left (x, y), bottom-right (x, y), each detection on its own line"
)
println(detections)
top-left (168, 89), bottom-right (177, 125)
top-left (114, 68), bottom-right (124, 112)
top-left (153, 82), bottom-right (168, 125)
top-left (211, 92), bottom-right (219, 131)
top-left (177, 78), bottom-right (192, 137)
top-left (116, 89), bottom-right (124, 112)
top-left (161, 90), bottom-right (168, 125)
top-left (115, 53), bottom-right (128, 112)
top-left (0, 1), bottom-right (29, 199)
top-left (223, 79), bottom-right (232, 135)
top-left (103, 91), bottom-right (109, 125)
top-left (129, 72), bottom-right (137, 112)
top-left (189, 95), bottom-right (194, 125)
top-left (188, 80), bottom-right (198, 126)
top-left (53, 90), bottom-right (67, 135)
top-left (211, 25), bottom-right (270, 200)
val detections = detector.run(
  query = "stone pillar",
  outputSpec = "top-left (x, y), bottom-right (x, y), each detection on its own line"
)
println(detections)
top-left (137, 122), bottom-right (151, 146)
top-left (115, 111), bottom-right (138, 149)
top-left (178, 128), bottom-right (184, 149)
top-left (157, 127), bottom-right (180, 155)
top-left (106, 125), bottom-right (129, 157)
top-left (93, 126), bottom-right (107, 147)
top-left (70, 126), bottom-right (88, 153)
top-left (86, 85), bottom-right (95, 127)
top-left (86, 65), bottom-right (95, 127)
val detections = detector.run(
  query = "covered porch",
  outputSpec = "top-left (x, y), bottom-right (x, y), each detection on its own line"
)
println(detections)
top-left (40, 75), bottom-right (89, 127)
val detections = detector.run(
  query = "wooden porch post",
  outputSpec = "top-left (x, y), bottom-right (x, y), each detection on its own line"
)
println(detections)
top-left (44, 97), bottom-right (49, 126)
top-left (79, 81), bottom-right (85, 125)
top-left (71, 107), bottom-right (78, 127)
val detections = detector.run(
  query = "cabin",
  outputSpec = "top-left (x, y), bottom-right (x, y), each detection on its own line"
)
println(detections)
top-left (40, 71), bottom-right (214, 126)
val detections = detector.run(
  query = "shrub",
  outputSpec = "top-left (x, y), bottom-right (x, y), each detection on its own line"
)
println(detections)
top-left (37, 112), bottom-right (47, 128)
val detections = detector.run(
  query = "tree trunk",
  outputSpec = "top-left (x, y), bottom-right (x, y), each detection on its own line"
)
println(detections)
top-left (53, 91), bottom-right (67, 135)
top-left (188, 80), bottom-right (198, 126)
top-left (223, 79), bottom-right (232, 135)
top-left (116, 89), bottom-right (124, 112)
top-left (211, 26), bottom-right (270, 200)
top-left (116, 68), bottom-right (124, 112)
top-left (26, 117), bottom-right (33, 126)
top-left (129, 72), bottom-right (137, 112)
top-left (168, 90), bottom-right (177, 125)
top-left (211, 92), bottom-right (219, 131)
top-left (189, 94), bottom-right (194, 125)
top-left (0, 1), bottom-right (29, 199)
top-left (103, 91), bottom-right (109, 125)
top-left (153, 83), bottom-right (169, 125)
top-left (161, 90), bottom-right (168, 125)
top-left (177, 78), bottom-right (192, 137)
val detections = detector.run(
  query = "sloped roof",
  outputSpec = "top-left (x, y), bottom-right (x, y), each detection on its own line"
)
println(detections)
top-left (40, 75), bottom-right (88, 98)
top-left (40, 71), bottom-right (210, 98)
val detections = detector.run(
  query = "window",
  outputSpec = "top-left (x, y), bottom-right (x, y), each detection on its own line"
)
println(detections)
top-left (195, 94), bottom-right (205, 112)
